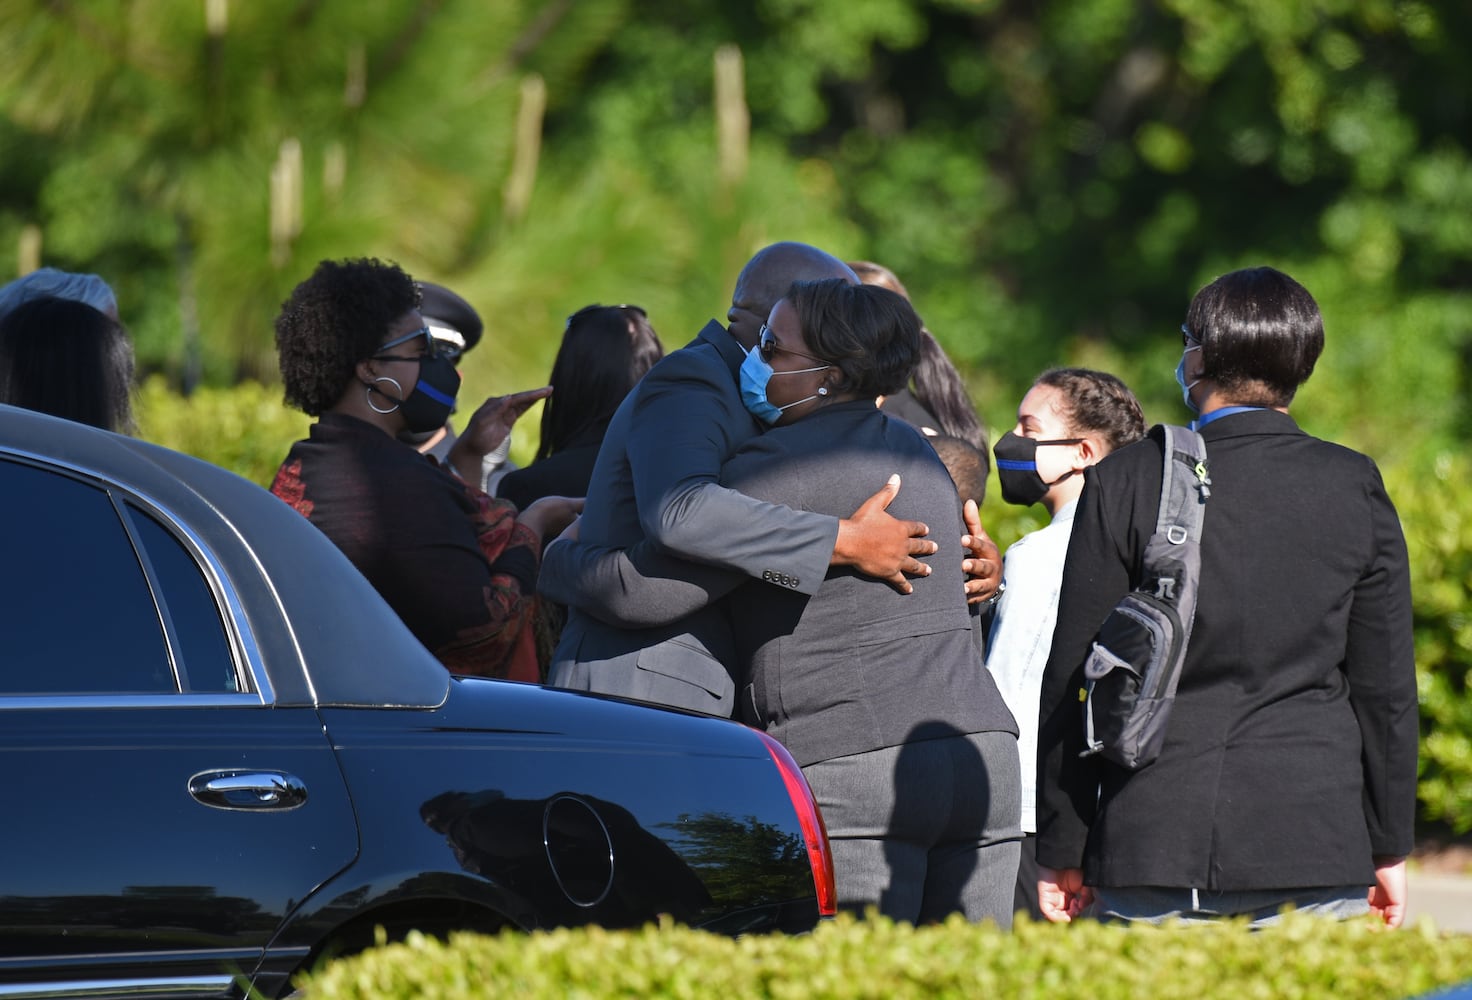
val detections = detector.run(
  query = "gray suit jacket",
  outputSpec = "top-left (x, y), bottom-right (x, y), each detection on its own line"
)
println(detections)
top-left (542, 320), bottom-right (837, 715)
top-left (722, 401), bottom-right (1017, 767)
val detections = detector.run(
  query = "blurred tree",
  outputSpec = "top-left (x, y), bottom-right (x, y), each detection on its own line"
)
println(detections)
top-left (6, 1), bottom-right (1465, 444)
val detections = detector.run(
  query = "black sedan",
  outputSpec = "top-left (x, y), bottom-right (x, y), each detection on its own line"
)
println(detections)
top-left (0, 404), bottom-right (835, 999)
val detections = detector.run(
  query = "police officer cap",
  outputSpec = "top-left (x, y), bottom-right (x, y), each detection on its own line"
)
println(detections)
top-left (417, 281), bottom-right (483, 356)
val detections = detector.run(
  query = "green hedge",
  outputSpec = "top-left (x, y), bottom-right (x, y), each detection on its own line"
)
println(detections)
top-left (296, 912), bottom-right (1472, 1000)
top-left (134, 376), bottom-right (309, 488)
top-left (1386, 453), bottom-right (1472, 833)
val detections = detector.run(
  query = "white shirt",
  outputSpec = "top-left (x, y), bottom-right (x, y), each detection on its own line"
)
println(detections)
top-left (985, 498), bottom-right (1078, 833)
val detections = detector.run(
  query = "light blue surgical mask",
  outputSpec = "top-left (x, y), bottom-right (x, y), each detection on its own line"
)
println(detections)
top-left (740, 347), bottom-right (830, 425)
top-left (1176, 345), bottom-right (1202, 414)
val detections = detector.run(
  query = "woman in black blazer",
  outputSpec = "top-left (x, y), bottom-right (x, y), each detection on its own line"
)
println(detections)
top-left (1035, 267), bottom-right (1417, 927)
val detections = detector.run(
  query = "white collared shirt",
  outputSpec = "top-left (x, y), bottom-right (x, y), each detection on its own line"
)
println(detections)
top-left (985, 498), bottom-right (1079, 833)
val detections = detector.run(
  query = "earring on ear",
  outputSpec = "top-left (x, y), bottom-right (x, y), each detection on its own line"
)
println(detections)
top-left (817, 387), bottom-right (829, 396)
top-left (366, 376), bottom-right (404, 414)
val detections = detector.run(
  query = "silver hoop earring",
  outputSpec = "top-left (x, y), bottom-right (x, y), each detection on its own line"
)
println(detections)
top-left (366, 376), bottom-right (404, 415)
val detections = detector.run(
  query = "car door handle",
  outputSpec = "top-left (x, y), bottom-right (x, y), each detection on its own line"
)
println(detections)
top-left (189, 770), bottom-right (308, 811)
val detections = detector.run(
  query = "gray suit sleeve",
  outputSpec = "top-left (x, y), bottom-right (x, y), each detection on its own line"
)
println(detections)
top-left (626, 351), bottom-right (837, 596)
top-left (537, 536), bottom-right (742, 628)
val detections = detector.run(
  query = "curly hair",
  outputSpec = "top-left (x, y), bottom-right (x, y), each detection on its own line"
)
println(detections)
top-left (1034, 367), bottom-right (1147, 453)
top-left (275, 258), bottom-right (421, 416)
top-left (784, 279), bottom-right (920, 398)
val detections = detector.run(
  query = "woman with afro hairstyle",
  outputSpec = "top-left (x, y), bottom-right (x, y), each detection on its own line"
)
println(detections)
top-left (270, 257), bottom-right (581, 680)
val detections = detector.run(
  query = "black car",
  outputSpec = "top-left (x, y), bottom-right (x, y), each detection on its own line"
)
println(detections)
top-left (0, 404), bottom-right (834, 999)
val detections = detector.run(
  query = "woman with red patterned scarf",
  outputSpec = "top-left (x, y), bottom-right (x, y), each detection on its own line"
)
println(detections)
top-left (270, 257), bottom-right (580, 681)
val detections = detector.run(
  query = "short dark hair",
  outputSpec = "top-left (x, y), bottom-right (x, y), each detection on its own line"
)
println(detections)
top-left (0, 297), bottom-right (135, 433)
top-left (536, 305), bottom-right (664, 461)
top-left (927, 433), bottom-right (990, 504)
top-left (275, 258), bottom-right (420, 416)
top-left (1034, 367), bottom-right (1146, 453)
top-left (1184, 266), bottom-right (1324, 408)
top-left (784, 279), bottom-right (920, 398)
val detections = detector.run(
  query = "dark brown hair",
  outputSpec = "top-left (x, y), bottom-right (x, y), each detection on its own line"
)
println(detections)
top-left (1184, 266), bottom-right (1324, 408)
top-left (784, 279), bottom-right (921, 398)
top-left (1034, 367), bottom-right (1146, 453)
top-left (275, 258), bottom-right (420, 416)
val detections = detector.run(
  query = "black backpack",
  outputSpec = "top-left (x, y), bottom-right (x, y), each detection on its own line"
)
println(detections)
top-left (1080, 424), bottom-right (1211, 770)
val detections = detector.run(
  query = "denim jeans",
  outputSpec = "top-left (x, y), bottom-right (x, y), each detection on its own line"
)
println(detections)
top-left (1093, 884), bottom-right (1371, 927)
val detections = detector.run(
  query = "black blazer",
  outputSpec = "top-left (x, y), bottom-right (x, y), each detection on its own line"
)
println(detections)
top-left (1036, 410), bottom-right (1417, 892)
top-left (496, 420), bottom-right (610, 511)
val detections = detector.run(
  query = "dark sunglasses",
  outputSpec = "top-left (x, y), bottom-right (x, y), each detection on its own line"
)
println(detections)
top-left (371, 326), bottom-right (439, 361)
top-left (1181, 323), bottom-right (1201, 347)
top-left (758, 323), bottom-right (826, 365)
top-left (566, 303), bottom-right (647, 331)
top-left (429, 337), bottom-right (464, 363)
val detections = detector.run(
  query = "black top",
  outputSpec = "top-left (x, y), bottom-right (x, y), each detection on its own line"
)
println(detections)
top-left (1036, 411), bottom-right (1418, 891)
top-left (271, 413), bottom-right (542, 680)
top-left (879, 387), bottom-right (942, 436)
top-left (496, 420), bottom-right (610, 510)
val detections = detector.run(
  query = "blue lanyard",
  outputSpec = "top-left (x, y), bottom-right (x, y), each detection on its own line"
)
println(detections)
top-left (1193, 405), bottom-right (1264, 430)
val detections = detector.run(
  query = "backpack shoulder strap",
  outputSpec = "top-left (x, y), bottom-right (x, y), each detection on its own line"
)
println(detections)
top-left (1155, 424), bottom-right (1210, 543)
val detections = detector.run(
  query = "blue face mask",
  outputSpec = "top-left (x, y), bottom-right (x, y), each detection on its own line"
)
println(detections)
top-left (1176, 345), bottom-right (1202, 414)
top-left (740, 347), bottom-right (830, 425)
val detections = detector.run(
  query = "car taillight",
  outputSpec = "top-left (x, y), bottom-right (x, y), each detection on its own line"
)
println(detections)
top-left (755, 729), bottom-right (836, 917)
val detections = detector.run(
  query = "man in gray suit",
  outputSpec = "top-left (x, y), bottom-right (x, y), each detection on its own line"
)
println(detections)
top-left (542, 243), bottom-right (996, 715)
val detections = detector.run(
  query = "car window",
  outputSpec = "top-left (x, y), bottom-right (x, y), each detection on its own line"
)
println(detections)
top-left (0, 460), bottom-right (175, 694)
top-left (124, 503), bottom-right (240, 693)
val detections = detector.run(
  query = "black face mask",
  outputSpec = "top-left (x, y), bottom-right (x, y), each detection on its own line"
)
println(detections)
top-left (993, 431), bottom-right (1083, 507)
top-left (366, 355), bottom-right (462, 434)
top-left (399, 355), bottom-right (461, 433)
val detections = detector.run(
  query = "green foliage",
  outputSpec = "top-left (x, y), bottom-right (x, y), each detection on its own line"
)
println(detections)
top-left (297, 911), bottom-right (1472, 999)
top-left (1387, 452), bottom-right (1472, 833)
top-left (134, 376), bottom-right (308, 489)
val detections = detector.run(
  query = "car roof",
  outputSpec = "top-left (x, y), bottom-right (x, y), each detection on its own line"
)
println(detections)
top-left (0, 403), bottom-right (450, 709)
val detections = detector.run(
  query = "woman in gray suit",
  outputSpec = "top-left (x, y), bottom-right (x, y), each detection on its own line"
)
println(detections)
top-left (722, 278), bottom-right (1021, 927)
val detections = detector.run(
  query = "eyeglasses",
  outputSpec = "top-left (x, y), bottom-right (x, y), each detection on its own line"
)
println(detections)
top-left (566, 304), bottom-right (647, 331)
top-left (758, 323), bottom-right (827, 365)
top-left (1181, 323), bottom-right (1201, 348)
top-left (371, 326), bottom-right (438, 362)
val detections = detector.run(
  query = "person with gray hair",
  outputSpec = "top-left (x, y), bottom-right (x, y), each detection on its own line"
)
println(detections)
top-left (0, 267), bottom-right (119, 322)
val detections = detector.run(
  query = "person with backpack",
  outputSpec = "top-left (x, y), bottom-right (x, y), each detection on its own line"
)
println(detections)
top-left (1035, 267), bottom-right (1417, 928)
